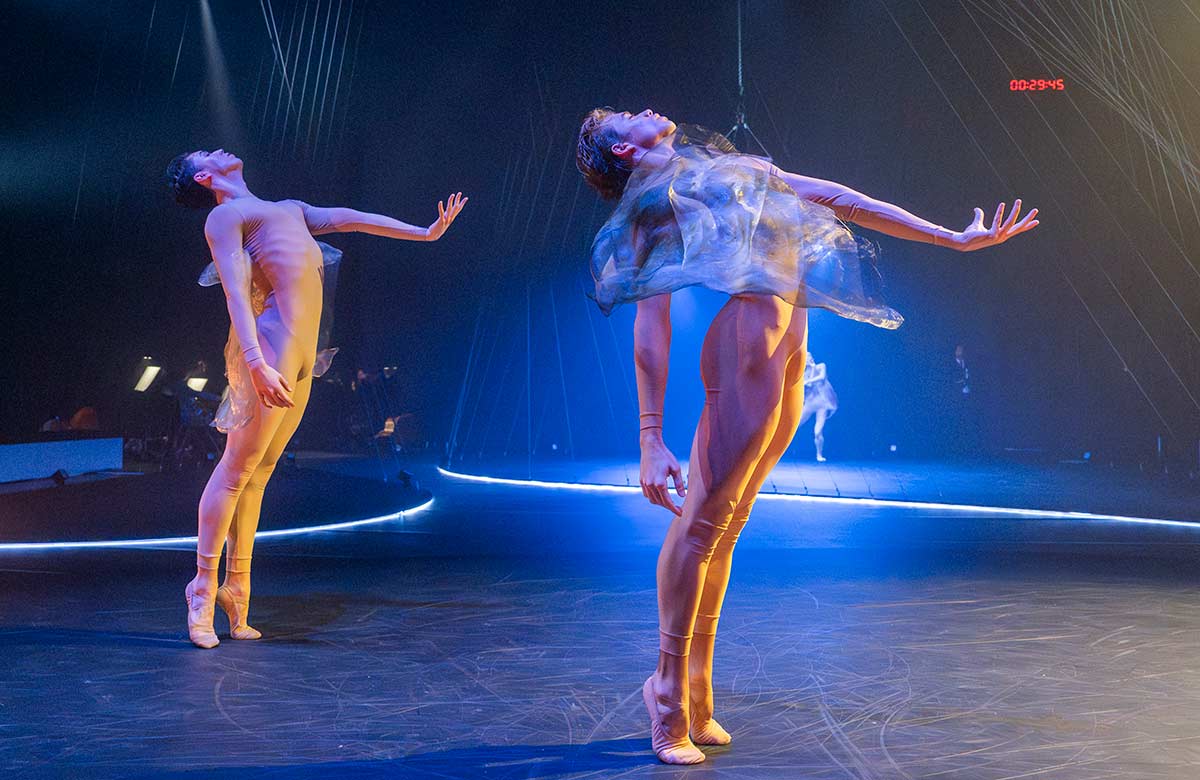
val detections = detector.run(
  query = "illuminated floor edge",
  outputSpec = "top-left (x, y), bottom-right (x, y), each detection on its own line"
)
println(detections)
top-left (0, 497), bottom-right (435, 552)
top-left (437, 466), bottom-right (1198, 529)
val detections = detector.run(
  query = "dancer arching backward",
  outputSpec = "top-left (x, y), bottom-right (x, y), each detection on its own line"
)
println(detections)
top-left (166, 149), bottom-right (467, 649)
top-left (576, 108), bottom-right (1038, 764)
top-left (799, 352), bottom-right (837, 462)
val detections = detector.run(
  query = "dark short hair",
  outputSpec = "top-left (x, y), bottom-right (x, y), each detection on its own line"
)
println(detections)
top-left (165, 152), bottom-right (217, 209)
top-left (576, 107), bottom-right (633, 200)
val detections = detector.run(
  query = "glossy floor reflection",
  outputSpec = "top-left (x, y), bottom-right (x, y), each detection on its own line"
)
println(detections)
top-left (2, 463), bottom-right (1199, 778)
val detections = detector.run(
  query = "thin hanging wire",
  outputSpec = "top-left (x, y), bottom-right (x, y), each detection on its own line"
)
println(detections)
top-left (727, 0), bottom-right (771, 158)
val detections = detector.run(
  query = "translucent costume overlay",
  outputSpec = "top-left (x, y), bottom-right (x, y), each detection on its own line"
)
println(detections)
top-left (198, 241), bottom-right (341, 433)
top-left (589, 125), bottom-right (903, 329)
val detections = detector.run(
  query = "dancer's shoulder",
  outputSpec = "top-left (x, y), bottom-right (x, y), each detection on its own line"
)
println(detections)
top-left (204, 201), bottom-right (245, 235)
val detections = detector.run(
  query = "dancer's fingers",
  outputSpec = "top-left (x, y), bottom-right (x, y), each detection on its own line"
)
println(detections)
top-left (438, 200), bottom-right (446, 220)
top-left (992, 202), bottom-right (1005, 233)
top-left (670, 465), bottom-right (687, 497)
top-left (1005, 198), bottom-right (1022, 229)
top-left (652, 482), bottom-right (672, 512)
top-left (647, 481), bottom-right (665, 509)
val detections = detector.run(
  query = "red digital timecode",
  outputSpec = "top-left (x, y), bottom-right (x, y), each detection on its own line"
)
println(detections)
top-left (1011, 78), bottom-right (1065, 91)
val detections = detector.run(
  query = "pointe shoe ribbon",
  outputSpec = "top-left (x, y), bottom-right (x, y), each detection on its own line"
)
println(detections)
top-left (185, 581), bottom-right (219, 649)
top-left (216, 586), bottom-right (262, 640)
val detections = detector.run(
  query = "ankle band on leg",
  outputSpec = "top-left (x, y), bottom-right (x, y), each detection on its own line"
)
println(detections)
top-left (693, 613), bottom-right (720, 636)
top-left (196, 553), bottom-right (220, 572)
top-left (659, 629), bottom-right (693, 657)
top-left (226, 556), bottom-right (252, 574)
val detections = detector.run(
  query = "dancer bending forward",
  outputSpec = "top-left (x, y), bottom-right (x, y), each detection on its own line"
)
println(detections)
top-left (166, 148), bottom-right (467, 648)
top-left (576, 109), bottom-right (1038, 763)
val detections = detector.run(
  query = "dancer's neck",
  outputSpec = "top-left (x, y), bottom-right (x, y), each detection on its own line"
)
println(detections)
top-left (633, 133), bottom-right (678, 172)
top-left (211, 172), bottom-right (256, 205)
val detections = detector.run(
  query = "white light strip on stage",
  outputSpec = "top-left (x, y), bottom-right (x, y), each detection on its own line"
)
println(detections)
top-left (436, 467), bottom-right (1198, 529)
top-left (0, 497), bottom-right (435, 553)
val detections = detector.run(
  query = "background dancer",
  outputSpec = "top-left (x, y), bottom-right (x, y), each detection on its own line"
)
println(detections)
top-left (799, 351), bottom-right (838, 462)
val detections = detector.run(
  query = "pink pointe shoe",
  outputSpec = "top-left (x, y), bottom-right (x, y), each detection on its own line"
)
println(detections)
top-left (216, 585), bottom-right (262, 640)
top-left (184, 580), bottom-right (219, 649)
top-left (689, 679), bottom-right (733, 746)
top-left (643, 676), bottom-right (706, 764)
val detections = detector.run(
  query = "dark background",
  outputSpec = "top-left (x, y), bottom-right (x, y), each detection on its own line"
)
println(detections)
top-left (3, 0), bottom-right (1199, 465)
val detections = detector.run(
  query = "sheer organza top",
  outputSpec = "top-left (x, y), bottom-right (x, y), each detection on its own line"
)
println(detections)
top-left (588, 124), bottom-right (903, 329)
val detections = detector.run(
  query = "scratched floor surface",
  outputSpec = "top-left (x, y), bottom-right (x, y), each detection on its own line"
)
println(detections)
top-left (2, 464), bottom-right (1200, 779)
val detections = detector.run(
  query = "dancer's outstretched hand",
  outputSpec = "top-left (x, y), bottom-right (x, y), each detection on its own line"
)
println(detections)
top-left (425, 192), bottom-right (468, 241)
top-left (249, 363), bottom-right (294, 409)
top-left (952, 198), bottom-right (1039, 252)
top-left (640, 437), bottom-right (686, 516)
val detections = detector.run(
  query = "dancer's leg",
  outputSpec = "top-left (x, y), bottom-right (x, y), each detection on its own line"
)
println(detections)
top-left (813, 409), bottom-right (828, 462)
top-left (219, 373), bottom-right (313, 638)
top-left (188, 395), bottom-right (290, 647)
top-left (187, 330), bottom-right (297, 648)
top-left (646, 295), bottom-right (800, 763)
top-left (689, 342), bottom-right (807, 744)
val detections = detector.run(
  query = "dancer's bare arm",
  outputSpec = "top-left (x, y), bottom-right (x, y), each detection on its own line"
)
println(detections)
top-left (288, 193), bottom-right (468, 241)
top-left (635, 292), bottom-right (686, 515)
top-left (204, 204), bottom-right (294, 409)
top-left (771, 167), bottom-right (1039, 252)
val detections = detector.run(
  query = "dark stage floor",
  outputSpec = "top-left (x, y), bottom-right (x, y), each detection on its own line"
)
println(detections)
top-left (3, 459), bottom-right (1200, 778)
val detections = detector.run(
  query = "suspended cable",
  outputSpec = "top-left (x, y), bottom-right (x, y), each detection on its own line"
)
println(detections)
top-left (727, 0), bottom-right (771, 157)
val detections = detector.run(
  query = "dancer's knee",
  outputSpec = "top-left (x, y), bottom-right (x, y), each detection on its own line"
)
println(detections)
top-left (713, 503), bottom-right (753, 555)
top-left (681, 500), bottom-right (738, 561)
top-left (245, 458), bottom-right (280, 493)
top-left (213, 457), bottom-right (260, 495)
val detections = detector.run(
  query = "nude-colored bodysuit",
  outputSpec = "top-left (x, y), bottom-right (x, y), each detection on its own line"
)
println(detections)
top-left (195, 198), bottom-right (333, 636)
top-left (231, 199), bottom-right (325, 382)
top-left (607, 126), bottom-right (960, 763)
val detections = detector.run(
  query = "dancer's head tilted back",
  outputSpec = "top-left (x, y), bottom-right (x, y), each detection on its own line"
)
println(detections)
top-left (165, 149), bottom-right (245, 209)
top-left (576, 107), bottom-right (677, 200)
